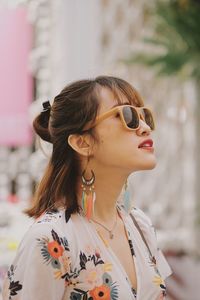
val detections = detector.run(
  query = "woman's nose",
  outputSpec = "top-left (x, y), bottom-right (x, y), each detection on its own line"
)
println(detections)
top-left (136, 119), bottom-right (151, 136)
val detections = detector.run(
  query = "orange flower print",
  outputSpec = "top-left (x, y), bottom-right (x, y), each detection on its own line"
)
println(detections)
top-left (47, 241), bottom-right (64, 259)
top-left (89, 284), bottom-right (111, 300)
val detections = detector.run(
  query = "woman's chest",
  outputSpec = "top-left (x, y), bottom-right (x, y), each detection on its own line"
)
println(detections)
top-left (64, 214), bottom-right (167, 300)
top-left (63, 240), bottom-right (165, 300)
top-left (63, 218), bottom-right (136, 299)
top-left (63, 242), bottom-right (136, 300)
top-left (107, 222), bottom-right (138, 291)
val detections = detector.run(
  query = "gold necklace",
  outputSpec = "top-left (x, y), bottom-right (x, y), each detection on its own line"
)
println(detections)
top-left (90, 212), bottom-right (118, 239)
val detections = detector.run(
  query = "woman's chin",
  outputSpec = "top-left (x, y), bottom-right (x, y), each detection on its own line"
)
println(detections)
top-left (147, 161), bottom-right (157, 170)
top-left (144, 159), bottom-right (157, 170)
top-left (137, 157), bottom-right (157, 171)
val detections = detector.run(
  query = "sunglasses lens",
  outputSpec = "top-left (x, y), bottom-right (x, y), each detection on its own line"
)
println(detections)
top-left (122, 106), bottom-right (139, 129)
top-left (141, 108), bottom-right (155, 130)
top-left (122, 106), bottom-right (155, 130)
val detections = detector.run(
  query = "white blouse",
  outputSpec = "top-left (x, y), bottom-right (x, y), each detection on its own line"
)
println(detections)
top-left (3, 206), bottom-right (172, 300)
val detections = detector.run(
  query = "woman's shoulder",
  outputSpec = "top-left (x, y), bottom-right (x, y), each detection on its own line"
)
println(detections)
top-left (130, 207), bottom-right (173, 280)
top-left (130, 206), bottom-right (153, 227)
top-left (34, 208), bottom-right (65, 225)
top-left (129, 206), bottom-right (157, 250)
top-left (3, 209), bottom-right (72, 300)
top-left (20, 208), bottom-right (71, 246)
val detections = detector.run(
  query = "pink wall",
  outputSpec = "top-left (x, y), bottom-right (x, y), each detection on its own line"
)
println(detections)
top-left (0, 7), bottom-right (33, 146)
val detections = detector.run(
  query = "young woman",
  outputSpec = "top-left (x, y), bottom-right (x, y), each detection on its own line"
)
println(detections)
top-left (3, 76), bottom-right (172, 300)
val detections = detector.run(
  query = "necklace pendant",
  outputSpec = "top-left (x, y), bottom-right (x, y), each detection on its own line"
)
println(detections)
top-left (109, 232), bottom-right (114, 239)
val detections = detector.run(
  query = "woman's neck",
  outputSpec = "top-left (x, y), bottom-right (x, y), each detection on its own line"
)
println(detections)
top-left (78, 167), bottom-right (130, 224)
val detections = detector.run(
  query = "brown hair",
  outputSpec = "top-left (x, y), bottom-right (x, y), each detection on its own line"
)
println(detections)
top-left (25, 76), bottom-right (144, 219)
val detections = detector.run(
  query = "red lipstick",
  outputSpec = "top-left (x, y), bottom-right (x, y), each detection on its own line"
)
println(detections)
top-left (138, 139), bottom-right (154, 152)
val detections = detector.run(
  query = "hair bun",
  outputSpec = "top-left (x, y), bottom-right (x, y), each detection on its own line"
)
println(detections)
top-left (33, 103), bottom-right (52, 143)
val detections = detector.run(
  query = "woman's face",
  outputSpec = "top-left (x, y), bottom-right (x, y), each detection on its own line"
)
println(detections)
top-left (91, 87), bottom-right (157, 173)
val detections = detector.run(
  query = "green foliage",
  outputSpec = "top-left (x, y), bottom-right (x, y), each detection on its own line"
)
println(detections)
top-left (126, 0), bottom-right (200, 80)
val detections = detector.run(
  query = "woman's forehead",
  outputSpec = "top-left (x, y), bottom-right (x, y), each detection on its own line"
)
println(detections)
top-left (97, 87), bottom-right (129, 114)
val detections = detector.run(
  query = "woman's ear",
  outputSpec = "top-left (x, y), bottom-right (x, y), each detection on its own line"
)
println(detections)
top-left (68, 134), bottom-right (93, 157)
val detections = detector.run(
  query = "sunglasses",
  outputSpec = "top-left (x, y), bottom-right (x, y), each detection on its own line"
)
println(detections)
top-left (83, 105), bottom-right (155, 132)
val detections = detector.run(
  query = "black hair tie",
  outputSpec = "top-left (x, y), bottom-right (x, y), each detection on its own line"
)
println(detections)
top-left (42, 100), bottom-right (51, 112)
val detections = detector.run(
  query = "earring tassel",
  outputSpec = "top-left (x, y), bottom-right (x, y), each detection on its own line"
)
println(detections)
top-left (81, 191), bottom-right (86, 213)
top-left (92, 191), bottom-right (96, 215)
top-left (86, 193), bottom-right (93, 220)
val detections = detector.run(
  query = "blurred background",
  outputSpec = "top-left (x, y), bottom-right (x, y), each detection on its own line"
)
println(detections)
top-left (0, 0), bottom-right (199, 299)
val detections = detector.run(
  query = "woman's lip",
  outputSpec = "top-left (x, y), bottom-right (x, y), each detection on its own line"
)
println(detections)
top-left (138, 139), bottom-right (153, 148)
top-left (139, 146), bottom-right (154, 152)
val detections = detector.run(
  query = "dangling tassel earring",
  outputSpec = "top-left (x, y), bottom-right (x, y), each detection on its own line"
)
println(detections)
top-left (123, 179), bottom-right (131, 213)
top-left (81, 169), bottom-right (96, 220)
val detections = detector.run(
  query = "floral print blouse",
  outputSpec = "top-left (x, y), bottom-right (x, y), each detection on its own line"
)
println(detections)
top-left (2, 206), bottom-right (172, 300)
